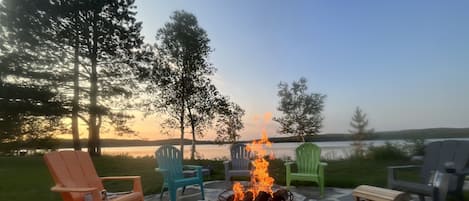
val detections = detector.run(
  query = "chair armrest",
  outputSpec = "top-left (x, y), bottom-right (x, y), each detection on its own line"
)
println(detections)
top-left (224, 161), bottom-right (230, 177)
top-left (387, 165), bottom-right (421, 188)
top-left (223, 161), bottom-right (231, 169)
top-left (155, 168), bottom-right (169, 178)
top-left (100, 176), bottom-right (142, 193)
top-left (184, 165), bottom-right (204, 178)
top-left (284, 161), bottom-right (295, 166)
top-left (318, 162), bottom-right (326, 177)
top-left (388, 165), bottom-right (421, 170)
top-left (51, 186), bottom-right (101, 201)
top-left (101, 176), bottom-right (140, 181)
top-left (410, 155), bottom-right (424, 161)
top-left (155, 168), bottom-right (172, 185)
top-left (284, 161), bottom-right (295, 174)
top-left (184, 165), bottom-right (202, 170)
top-left (51, 185), bottom-right (98, 193)
top-left (155, 168), bottom-right (168, 173)
top-left (462, 168), bottom-right (469, 175)
top-left (455, 168), bottom-right (469, 176)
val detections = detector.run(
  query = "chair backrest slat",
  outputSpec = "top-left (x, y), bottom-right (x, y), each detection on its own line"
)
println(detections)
top-left (156, 145), bottom-right (184, 180)
top-left (296, 143), bottom-right (320, 174)
top-left (44, 151), bottom-right (104, 201)
top-left (231, 144), bottom-right (251, 170)
top-left (75, 151), bottom-right (104, 188)
top-left (421, 140), bottom-right (469, 191)
top-left (61, 152), bottom-right (89, 187)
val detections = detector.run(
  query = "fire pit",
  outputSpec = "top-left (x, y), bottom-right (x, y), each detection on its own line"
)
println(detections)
top-left (218, 187), bottom-right (293, 201)
top-left (220, 126), bottom-right (293, 201)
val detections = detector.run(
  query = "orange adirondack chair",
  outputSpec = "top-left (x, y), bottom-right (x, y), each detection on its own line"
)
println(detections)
top-left (44, 151), bottom-right (144, 201)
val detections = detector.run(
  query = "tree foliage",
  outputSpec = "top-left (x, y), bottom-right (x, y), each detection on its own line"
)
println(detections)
top-left (152, 11), bottom-right (214, 159)
top-left (185, 81), bottom-right (220, 159)
top-left (142, 10), bottom-right (244, 159)
top-left (0, 81), bottom-right (65, 153)
top-left (0, 0), bottom-right (147, 156)
top-left (66, 0), bottom-right (145, 156)
top-left (0, 0), bottom-right (68, 153)
top-left (274, 77), bottom-right (326, 142)
top-left (144, 10), bottom-right (215, 159)
top-left (215, 101), bottom-right (245, 144)
top-left (349, 106), bottom-right (374, 157)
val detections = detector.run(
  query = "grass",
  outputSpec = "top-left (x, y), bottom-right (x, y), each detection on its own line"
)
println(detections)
top-left (0, 155), bottom-right (226, 201)
top-left (0, 156), bottom-right (61, 201)
top-left (0, 155), bottom-right (466, 201)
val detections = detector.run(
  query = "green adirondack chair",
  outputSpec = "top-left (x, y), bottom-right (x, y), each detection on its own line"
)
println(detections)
top-left (155, 145), bottom-right (205, 201)
top-left (285, 142), bottom-right (327, 197)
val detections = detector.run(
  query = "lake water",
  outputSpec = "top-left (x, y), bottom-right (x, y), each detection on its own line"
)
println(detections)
top-left (72, 138), bottom-right (469, 160)
top-left (97, 141), bottom-right (355, 160)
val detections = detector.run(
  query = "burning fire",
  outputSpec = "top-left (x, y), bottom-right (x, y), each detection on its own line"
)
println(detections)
top-left (232, 128), bottom-right (275, 200)
top-left (233, 182), bottom-right (245, 201)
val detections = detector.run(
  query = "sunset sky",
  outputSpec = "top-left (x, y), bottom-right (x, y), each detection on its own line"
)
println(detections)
top-left (116, 0), bottom-right (469, 141)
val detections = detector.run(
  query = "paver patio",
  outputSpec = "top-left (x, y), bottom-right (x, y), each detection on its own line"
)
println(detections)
top-left (144, 180), bottom-right (353, 201)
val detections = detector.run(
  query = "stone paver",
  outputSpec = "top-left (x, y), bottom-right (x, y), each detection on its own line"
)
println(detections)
top-left (145, 180), bottom-right (353, 201)
top-left (145, 180), bottom-right (469, 201)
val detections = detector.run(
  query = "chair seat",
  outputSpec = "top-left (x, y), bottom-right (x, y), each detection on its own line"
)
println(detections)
top-left (390, 180), bottom-right (433, 196)
top-left (183, 168), bottom-right (210, 177)
top-left (290, 173), bottom-right (320, 180)
top-left (110, 192), bottom-right (144, 201)
top-left (228, 170), bottom-right (250, 176)
top-left (173, 177), bottom-right (203, 187)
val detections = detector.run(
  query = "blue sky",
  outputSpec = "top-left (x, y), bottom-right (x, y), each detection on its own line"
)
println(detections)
top-left (131, 0), bottom-right (469, 140)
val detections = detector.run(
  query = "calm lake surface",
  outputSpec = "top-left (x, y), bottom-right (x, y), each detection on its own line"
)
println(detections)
top-left (67, 138), bottom-right (469, 160)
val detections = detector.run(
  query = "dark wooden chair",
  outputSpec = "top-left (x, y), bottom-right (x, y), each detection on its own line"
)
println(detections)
top-left (388, 140), bottom-right (469, 201)
top-left (224, 143), bottom-right (252, 183)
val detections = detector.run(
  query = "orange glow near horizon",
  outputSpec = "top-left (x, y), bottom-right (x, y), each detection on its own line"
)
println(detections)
top-left (56, 112), bottom-right (278, 142)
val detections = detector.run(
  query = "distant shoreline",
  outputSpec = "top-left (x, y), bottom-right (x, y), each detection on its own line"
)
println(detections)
top-left (58, 127), bottom-right (469, 148)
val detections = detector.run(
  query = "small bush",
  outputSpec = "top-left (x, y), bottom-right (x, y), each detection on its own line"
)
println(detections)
top-left (404, 138), bottom-right (426, 156)
top-left (366, 142), bottom-right (409, 160)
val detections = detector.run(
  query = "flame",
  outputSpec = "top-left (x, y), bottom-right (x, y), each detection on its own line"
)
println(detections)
top-left (232, 112), bottom-right (275, 201)
top-left (233, 182), bottom-right (245, 201)
top-left (263, 112), bottom-right (272, 123)
top-left (246, 129), bottom-right (275, 199)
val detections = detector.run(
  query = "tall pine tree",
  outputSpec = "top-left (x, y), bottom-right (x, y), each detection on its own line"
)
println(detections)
top-left (66, 0), bottom-right (145, 156)
top-left (349, 106), bottom-right (374, 157)
top-left (0, 0), bottom-right (68, 153)
top-left (0, 0), bottom-right (148, 156)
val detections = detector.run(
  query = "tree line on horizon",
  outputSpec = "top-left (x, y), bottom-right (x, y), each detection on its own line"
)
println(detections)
top-left (0, 0), bottom-right (375, 158)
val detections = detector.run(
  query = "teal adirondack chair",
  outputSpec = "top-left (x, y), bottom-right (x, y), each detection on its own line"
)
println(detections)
top-left (285, 143), bottom-right (327, 197)
top-left (155, 145), bottom-right (205, 201)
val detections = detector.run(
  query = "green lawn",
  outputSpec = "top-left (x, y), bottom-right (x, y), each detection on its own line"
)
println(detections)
top-left (0, 155), bottom-right (226, 201)
top-left (0, 155), bottom-right (466, 201)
